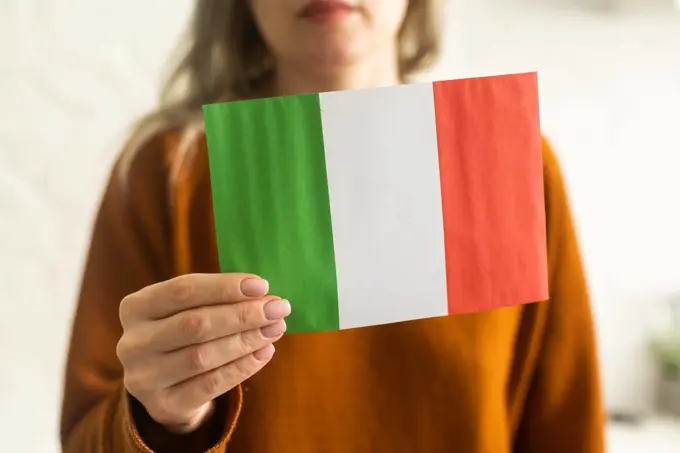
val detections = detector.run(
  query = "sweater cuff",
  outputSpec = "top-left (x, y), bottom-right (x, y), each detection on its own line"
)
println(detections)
top-left (120, 384), bottom-right (244, 452)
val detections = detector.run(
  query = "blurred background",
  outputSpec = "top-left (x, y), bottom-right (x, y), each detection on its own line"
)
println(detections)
top-left (1, 0), bottom-right (680, 451)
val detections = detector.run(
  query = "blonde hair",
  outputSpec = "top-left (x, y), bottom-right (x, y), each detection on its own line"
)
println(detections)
top-left (121, 0), bottom-right (442, 177)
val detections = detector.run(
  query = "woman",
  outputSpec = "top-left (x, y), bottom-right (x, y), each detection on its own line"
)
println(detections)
top-left (60, 0), bottom-right (605, 452)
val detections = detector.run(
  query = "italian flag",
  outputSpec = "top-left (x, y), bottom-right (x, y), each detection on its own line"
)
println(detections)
top-left (203, 72), bottom-right (548, 334)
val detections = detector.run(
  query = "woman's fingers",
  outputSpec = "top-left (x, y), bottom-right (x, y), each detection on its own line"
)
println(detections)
top-left (142, 297), bottom-right (290, 352)
top-left (117, 273), bottom-right (292, 432)
top-left (163, 344), bottom-right (277, 415)
top-left (120, 273), bottom-right (270, 324)
top-left (150, 320), bottom-right (287, 388)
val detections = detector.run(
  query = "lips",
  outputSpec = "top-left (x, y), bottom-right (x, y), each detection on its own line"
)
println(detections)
top-left (299, 0), bottom-right (356, 23)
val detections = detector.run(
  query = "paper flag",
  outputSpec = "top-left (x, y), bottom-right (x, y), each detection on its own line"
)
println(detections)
top-left (203, 72), bottom-right (548, 334)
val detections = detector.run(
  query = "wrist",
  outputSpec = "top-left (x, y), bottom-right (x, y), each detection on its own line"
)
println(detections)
top-left (163, 402), bottom-right (216, 434)
top-left (128, 395), bottom-right (225, 451)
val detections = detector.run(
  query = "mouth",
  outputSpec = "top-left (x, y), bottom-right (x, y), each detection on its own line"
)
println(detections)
top-left (298, 0), bottom-right (357, 24)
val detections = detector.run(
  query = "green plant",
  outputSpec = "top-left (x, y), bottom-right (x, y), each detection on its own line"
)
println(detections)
top-left (650, 334), bottom-right (680, 379)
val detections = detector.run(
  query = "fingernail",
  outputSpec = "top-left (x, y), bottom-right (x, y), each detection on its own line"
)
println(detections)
top-left (253, 344), bottom-right (275, 361)
top-left (241, 278), bottom-right (269, 297)
top-left (261, 320), bottom-right (287, 338)
top-left (263, 299), bottom-right (291, 320)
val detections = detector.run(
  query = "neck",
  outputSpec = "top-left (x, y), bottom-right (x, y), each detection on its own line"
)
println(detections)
top-left (272, 52), bottom-right (401, 96)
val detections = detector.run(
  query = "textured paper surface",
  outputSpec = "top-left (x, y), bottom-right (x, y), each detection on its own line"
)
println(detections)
top-left (432, 74), bottom-right (548, 314)
top-left (203, 73), bottom-right (548, 333)
top-left (204, 94), bottom-right (341, 333)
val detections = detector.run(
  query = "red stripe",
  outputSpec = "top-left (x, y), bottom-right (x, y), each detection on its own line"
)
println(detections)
top-left (432, 73), bottom-right (549, 314)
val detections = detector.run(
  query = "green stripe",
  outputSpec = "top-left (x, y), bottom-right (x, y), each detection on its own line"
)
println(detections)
top-left (203, 94), bottom-right (340, 333)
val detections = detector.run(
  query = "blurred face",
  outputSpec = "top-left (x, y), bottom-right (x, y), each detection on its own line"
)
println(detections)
top-left (248, 0), bottom-right (408, 71)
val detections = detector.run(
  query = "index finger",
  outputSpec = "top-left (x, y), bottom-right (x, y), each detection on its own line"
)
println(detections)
top-left (127, 273), bottom-right (270, 320)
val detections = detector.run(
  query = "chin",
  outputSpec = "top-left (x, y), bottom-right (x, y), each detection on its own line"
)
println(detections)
top-left (303, 42), bottom-right (365, 70)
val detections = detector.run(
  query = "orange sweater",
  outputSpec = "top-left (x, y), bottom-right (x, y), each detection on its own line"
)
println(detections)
top-left (60, 132), bottom-right (605, 452)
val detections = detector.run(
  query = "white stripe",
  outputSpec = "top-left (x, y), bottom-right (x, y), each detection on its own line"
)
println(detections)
top-left (319, 83), bottom-right (448, 330)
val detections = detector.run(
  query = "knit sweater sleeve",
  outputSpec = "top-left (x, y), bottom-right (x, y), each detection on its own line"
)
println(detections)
top-left (59, 136), bottom-right (239, 452)
top-left (513, 139), bottom-right (606, 452)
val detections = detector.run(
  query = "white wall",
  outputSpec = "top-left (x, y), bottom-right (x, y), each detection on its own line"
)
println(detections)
top-left (2, 1), bottom-right (680, 451)
top-left (0, 2), bottom-right (194, 451)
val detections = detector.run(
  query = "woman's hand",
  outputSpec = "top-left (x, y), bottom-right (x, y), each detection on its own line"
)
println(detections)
top-left (116, 273), bottom-right (290, 434)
